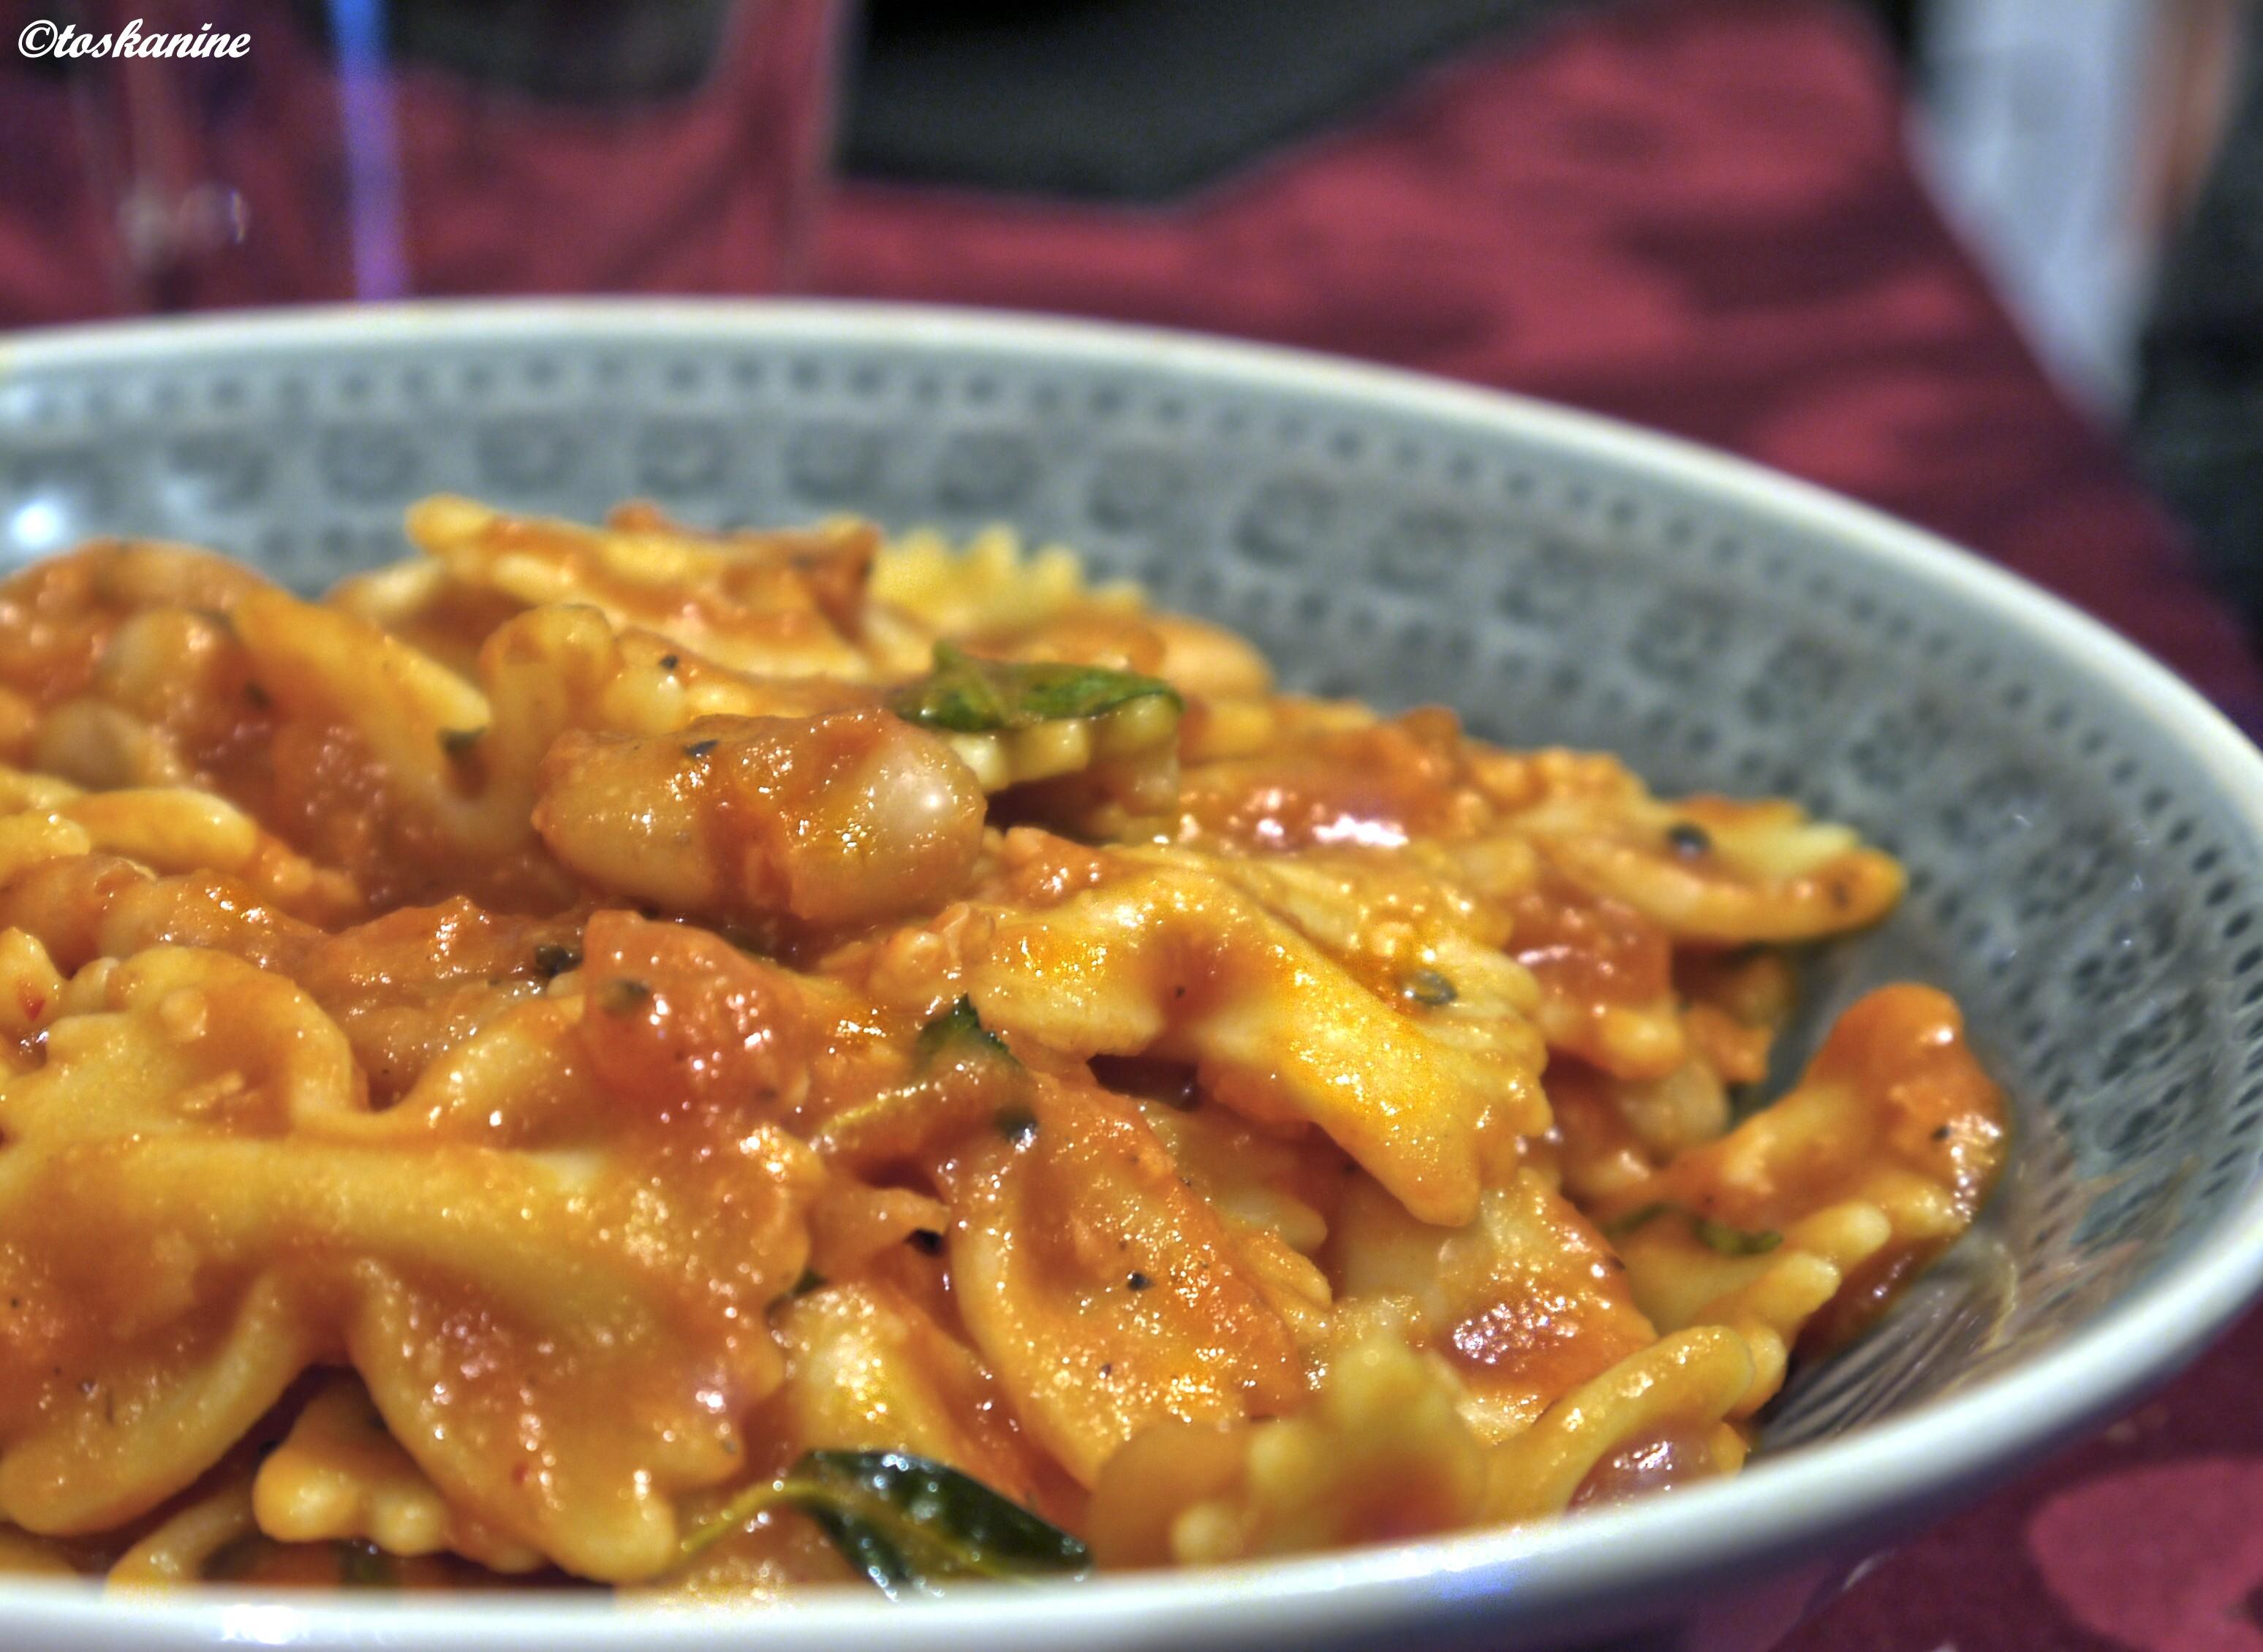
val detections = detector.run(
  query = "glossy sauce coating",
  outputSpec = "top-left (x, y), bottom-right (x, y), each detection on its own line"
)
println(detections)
top-left (0, 509), bottom-right (2004, 1591)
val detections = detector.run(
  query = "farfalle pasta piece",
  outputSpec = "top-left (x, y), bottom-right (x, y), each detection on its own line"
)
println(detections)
top-left (962, 857), bottom-right (1549, 1224)
top-left (0, 539), bottom-right (264, 724)
top-left (1327, 1170), bottom-right (1660, 1442)
top-left (0, 856), bottom-right (583, 1107)
top-left (1088, 1338), bottom-right (1488, 1566)
top-left (0, 765), bottom-right (360, 923)
top-left (937, 1075), bottom-right (1305, 1486)
top-left (1493, 752), bottom-right (1905, 945)
top-left (768, 1283), bottom-right (1060, 1516)
top-left (871, 526), bottom-right (1137, 645)
top-left (108, 1475), bottom-right (262, 1588)
top-left (534, 710), bottom-right (988, 931)
top-left (406, 496), bottom-right (889, 680)
top-left (252, 1377), bottom-right (542, 1573)
top-left (1603, 984), bottom-right (2008, 1387)
top-left (1480, 1327), bottom-right (1754, 1523)
top-left (1615, 1202), bottom-right (1896, 1417)
top-left (1505, 874), bottom-right (1689, 1080)
top-left (0, 933), bottom-right (826, 1582)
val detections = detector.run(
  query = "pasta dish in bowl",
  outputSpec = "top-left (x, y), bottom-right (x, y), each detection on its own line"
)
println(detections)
top-left (4, 300), bottom-right (2263, 1652)
top-left (0, 493), bottom-right (2005, 1597)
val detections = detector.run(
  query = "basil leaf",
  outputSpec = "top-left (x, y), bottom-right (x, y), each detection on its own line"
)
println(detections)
top-left (676, 1451), bottom-right (1089, 1599)
top-left (915, 995), bottom-right (1019, 1069)
top-left (792, 1451), bottom-right (1089, 1599)
top-left (891, 644), bottom-right (1181, 735)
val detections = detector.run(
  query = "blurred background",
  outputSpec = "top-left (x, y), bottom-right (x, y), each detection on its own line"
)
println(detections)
top-left (0, 0), bottom-right (2253, 647)
top-left (0, 0), bottom-right (2257, 635)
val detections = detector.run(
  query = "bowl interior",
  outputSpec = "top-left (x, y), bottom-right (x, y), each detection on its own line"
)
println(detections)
top-left (1, 301), bottom-right (2257, 1468)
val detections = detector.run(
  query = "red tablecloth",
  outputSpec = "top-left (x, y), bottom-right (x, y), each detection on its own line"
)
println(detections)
top-left (4, 0), bottom-right (2256, 1641)
top-left (815, 3), bottom-right (2263, 1649)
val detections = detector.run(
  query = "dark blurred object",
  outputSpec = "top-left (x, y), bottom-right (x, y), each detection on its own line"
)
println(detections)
top-left (2134, 17), bottom-right (2263, 632)
top-left (842, 0), bottom-right (1936, 204)
top-left (285, 0), bottom-right (738, 105)
top-left (0, 0), bottom-right (839, 322)
top-left (843, 0), bottom-right (1590, 199)
top-left (1864, 0), bottom-right (1919, 57)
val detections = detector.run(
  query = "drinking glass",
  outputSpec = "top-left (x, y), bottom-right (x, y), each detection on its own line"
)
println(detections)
top-left (1, 0), bottom-right (843, 322)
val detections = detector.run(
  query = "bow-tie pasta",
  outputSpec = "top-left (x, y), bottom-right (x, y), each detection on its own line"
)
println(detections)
top-left (0, 501), bottom-right (2005, 1596)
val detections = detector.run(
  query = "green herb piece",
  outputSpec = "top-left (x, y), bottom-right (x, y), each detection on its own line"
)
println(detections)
top-left (599, 977), bottom-right (653, 1015)
top-left (916, 995), bottom-right (1018, 1069)
top-left (678, 1450), bottom-right (1089, 1599)
top-left (1691, 1217), bottom-right (1783, 1256)
top-left (1602, 1202), bottom-right (1673, 1240)
top-left (1402, 968), bottom-right (1458, 1007)
top-left (815, 999), bottom-right (1026, 1165)
top-left (336, 1540), bottom-right (398, 1588)
top-left (1665, 821), bottom-right (1712, 857)
top-left (439, 727), bottom-right (485, 758)
top-left (891, 644), bottom-right (1182, 735)
top-left (790, 1266), bottom-right (826, 1297)
top-left (1602, 1202), bottom-right (1780, 1256)
top-left (994, 1105), bottom-right (1039, 1145)
top-left (682, 738), bottom-right (719, 760)
top-left (532, 942), bottom-right (582, 979)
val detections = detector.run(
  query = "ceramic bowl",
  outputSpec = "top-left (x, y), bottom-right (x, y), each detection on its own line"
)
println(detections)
top-left (4, 301), bottom-right (2262, 1651)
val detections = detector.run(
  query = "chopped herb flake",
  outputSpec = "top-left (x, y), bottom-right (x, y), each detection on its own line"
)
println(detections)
top-left (336, 1540), bottom-right (398, 1588)
top-left (891, 643), bottom-right (1182, 735)
top-left (532, 942), bottom-right (582, 979)
top-left (916, 996), bottom-right (1019, 1069)
top-left (994, 1106), bottom-right (1039, 1145)
top-left (439, 727), bottom-right (486, 757)
top-left (1666, 821), bottom-right (1712, 856)
top-left (1603, 1202), bottom-right (1673, 1239)
top-left (599, 977), bottom-right (653, 1015)
top-left (1402, 968), bottom-right (1458, 1007)
top-left (1692, 1217), bottom-right (1783, 1256)
top-left (682, 738), bottom-right (719, 760)
top-left (1604, 1202), bottom-right (1782, 1257)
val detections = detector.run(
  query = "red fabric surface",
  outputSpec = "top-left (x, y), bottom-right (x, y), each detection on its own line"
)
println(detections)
top-left (4, 0), bottom-right (2261, 1644)
top-left (813, 4), bottom-right (2263, 1651)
